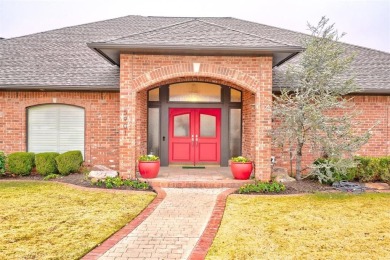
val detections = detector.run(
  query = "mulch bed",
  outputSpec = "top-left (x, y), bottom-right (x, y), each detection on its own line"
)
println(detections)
top-left (0, 171), bottom-right (339, 194)
top-left (283, 179), bottom-right (335, 194)
top-left (236, 179), bottom-right (336, 195)
top-left (0, 172), bottom-right (153, 191)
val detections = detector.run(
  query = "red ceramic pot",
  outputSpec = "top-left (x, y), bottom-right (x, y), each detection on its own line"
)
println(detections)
top-left (230, 162), bottom-right (253, 180)
top-left (138, 161), bottom-right (160, 178)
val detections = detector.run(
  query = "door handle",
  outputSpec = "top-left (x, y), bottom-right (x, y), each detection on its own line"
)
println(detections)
top-left (191, 134), bottom-right (195, 146)
top-left (195, 134), bottom-right (198, 145)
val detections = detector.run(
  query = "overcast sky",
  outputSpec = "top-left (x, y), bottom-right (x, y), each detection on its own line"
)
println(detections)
top-left (0, 0), bottom-right (389, 52)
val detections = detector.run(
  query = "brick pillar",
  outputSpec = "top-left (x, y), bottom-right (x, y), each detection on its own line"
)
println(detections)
top-left (254, 57), bottom-right (273, 181)
top-left (254, 90), bottom-right (272, 181)
top-left (119, 53), bottom-right (137, 179)
top-left (119, 91), bottom-right (137, 179)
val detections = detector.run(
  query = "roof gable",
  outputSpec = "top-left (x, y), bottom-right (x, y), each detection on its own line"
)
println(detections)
top-left (105, 19), bottom-right (293, 47)
top-left (88, 18), bottom-right (303, 67)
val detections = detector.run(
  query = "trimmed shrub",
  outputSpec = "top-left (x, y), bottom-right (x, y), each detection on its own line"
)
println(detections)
top-left (7, 152), bottom-right (35, 176)
top-left (313, 156), bottom-right (390, 184)
top-left (55, 150), bottom-right (83, 175)
top-left (349, 156), bottom-right (390, 183)
top-left (94, 177), bottom-right (151, 190)
top-left (238, 181), bottom-right (286, 194)
top-left (35, 152), bottom-right (60, 176)
top-left (0, 151), bottom-right (6, 175)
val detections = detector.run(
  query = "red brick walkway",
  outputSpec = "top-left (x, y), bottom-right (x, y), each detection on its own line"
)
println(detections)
top-left (82, 187), bottom-right (166, 260)
top-left (83, 187), bottom-right (230, 260)
top-left (189, 188), bottom-right (236, 259)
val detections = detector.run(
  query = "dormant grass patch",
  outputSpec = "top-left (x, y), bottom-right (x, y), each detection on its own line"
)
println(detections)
top-left (0, 181), bottom-right (155, 259)
top-left (207, 193), bottom-right (390, 259)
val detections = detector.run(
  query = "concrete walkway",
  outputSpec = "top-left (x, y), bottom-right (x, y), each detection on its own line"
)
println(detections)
top-left (99, 188), bottom-right (226, 260)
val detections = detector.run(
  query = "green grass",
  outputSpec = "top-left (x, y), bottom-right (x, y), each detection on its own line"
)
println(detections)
top-left (207, 193), bottom-right (390, 259)
top-left (0, 181), bottom-right (155, 259)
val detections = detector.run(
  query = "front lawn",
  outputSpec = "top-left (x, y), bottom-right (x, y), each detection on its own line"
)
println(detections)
top-left (0, 181), bottom-right (155, 259)
top-left (207, 193), bottom-right (390, 259)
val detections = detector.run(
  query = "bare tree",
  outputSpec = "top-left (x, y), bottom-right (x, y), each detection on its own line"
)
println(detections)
top-left (273, 17), bottom-right (372, 181)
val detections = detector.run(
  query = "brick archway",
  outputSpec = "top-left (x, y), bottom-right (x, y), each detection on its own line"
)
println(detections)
top-left (119, 54), bottom-right (273, 181)
top-left (132, 63), bottom-right (260, 93)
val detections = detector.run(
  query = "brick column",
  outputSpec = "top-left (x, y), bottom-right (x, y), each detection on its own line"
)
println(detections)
top-left (254, 91), bottom-right (272, 181)
top-left (119, 91), bottom-right (137, 179)
top-left (119, 54), bottom-right (137, 179)
top-left (254, 58), bottom-right (273, 181)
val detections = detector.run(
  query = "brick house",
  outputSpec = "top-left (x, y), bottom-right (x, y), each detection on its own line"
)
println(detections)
top-left (0, 16), bottom-right (389, 180)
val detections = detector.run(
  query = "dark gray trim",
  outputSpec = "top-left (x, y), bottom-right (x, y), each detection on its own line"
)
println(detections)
top-left (160, 86), bottom-right (169, 165)
top-left (273, 52), bottom-right (300, 67)
top-left (0, 85), bottom-right (119, 92)
top-left (272, 87), bottom-right (390, 95)
top-left (220, 87), bottom-right (231, 166)
top-left (87, 43), bottom-right (303, 68)
top-left (88, 42), bottom-right (304, 53)
top-left (91, 48), bottom-right (119, 65)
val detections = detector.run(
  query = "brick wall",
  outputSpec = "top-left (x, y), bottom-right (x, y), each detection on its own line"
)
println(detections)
top-left (0, 91), bottom-right (120, 169)
top-left (0, 85), bottom-right (387, 180)
top-left (272, 95), bottom-right (390, 173)
top-left (119, 54), bottom-right (273, 180)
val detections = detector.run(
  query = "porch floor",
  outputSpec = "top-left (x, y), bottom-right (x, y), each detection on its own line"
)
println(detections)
top-left (138, 166), bottom-right (254, 188)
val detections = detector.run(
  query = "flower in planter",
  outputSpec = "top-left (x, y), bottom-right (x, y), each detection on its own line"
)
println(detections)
top-left (230, 156), bottom-right (253, 180)
top-left (138, 154), bottom-right (160, 179)
top-left (231, 156), bottom-right (251, 163)
top-left (138, 154), bottom-right (159, 162)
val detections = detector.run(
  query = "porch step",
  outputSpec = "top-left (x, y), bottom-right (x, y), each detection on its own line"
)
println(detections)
top-left (139, 178), bottom-right (253, 188)
top-left (138, 166), bottom-right (254, 188)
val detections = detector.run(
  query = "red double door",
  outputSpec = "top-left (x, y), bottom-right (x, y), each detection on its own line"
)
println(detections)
top-left (169, 108), bottom-right (221, 165)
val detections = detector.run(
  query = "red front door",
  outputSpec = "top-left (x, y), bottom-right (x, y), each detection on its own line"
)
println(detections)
top-left (169, 108), bottom-right (221, 165)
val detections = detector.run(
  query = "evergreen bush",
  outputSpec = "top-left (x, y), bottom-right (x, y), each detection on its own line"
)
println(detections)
top-left (7, 152), bottom-right (35, 176)
top-left (313, 156), bottom-right (390, 184)
top-left (0, 151), bottom-right (6, 175)
top-left (350, 156), bottom-right (390, 183)
top-left (35, 152), bottom-right (60, 175)
top-left (55, 150), bottom-right (83, 175)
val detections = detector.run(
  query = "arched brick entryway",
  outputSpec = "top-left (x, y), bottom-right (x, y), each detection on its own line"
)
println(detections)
top-left (119, 54), bottom-right (273, 181)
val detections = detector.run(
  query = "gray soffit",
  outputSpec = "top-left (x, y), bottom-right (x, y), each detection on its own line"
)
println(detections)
top-left (88, 43), bottom-right (303, 67)
top-left (88, 19), bottom-right (303, 67)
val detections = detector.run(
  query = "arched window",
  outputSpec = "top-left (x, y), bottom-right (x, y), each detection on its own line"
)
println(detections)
top-left (27, 104), bottom-right (85, 157)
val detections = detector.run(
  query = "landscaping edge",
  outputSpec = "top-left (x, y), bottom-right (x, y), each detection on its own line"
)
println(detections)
top-left (82, 187), bottom-right (166, 260)
top-left (189, 188), bottom-right (236, 260)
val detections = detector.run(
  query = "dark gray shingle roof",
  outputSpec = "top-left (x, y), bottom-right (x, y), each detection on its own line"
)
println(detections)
top-left (105, 19), bottom-right (296, 48)
top-left (0, 15), bottom-right (389, 92)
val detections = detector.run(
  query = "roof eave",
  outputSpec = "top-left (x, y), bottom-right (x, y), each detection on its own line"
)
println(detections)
top-left (272, 87), bottom-right (390, 95)
top-left (0, 84), bottom-right (119, 91)
top-left (87, 43), bottom-right (304, 67)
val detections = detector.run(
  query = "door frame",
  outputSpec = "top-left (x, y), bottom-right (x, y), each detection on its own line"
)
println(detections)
top-left (148, 83), bottom-right (242, 167)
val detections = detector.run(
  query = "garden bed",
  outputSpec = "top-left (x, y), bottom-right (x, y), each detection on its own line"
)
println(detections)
top-left (0, 172), bottom-right (153, 191)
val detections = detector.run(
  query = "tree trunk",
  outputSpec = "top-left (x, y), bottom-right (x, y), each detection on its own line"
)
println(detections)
top-left (295, 143), bottom-right (303, 180)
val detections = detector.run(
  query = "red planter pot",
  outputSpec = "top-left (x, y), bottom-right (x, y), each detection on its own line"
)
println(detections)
top-left (230, 162), bottom-right (253, 180)
top-left (138, 161), bottom-right (160, 178)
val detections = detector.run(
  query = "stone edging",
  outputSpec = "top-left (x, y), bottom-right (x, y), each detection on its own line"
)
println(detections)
top-left (82, 187), bottom-right (166, 260)
top-left (189, 188), bottom-right (236, 259)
